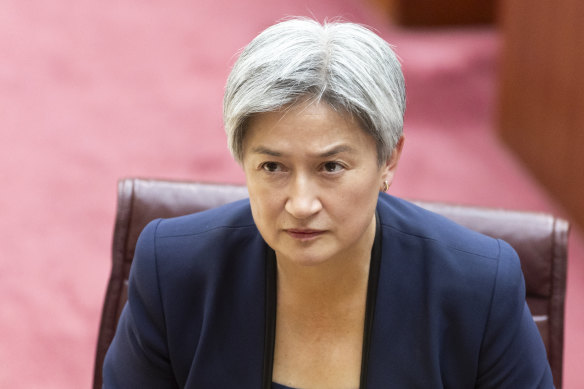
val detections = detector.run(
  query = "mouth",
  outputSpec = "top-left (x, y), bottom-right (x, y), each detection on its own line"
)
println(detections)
top-left (285, 229), bottom-right (325, 241)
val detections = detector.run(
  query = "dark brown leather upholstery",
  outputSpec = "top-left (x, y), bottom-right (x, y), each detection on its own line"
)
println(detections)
top-left (94, 178), bottom-right (569, 388)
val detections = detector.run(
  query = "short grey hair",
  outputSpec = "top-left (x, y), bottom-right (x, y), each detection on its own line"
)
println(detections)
top-left (223, 17), bottom-right (406, 165)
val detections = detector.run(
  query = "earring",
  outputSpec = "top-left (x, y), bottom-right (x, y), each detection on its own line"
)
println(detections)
top-left (381, 181), bottom-right (389, 192)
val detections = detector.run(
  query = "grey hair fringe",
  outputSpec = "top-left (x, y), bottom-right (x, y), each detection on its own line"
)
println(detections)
top-left (223, 17), bottom-right (406, 165)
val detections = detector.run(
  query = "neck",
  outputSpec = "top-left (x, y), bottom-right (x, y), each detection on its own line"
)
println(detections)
top-left (275, 215), bottom-right (376, 314)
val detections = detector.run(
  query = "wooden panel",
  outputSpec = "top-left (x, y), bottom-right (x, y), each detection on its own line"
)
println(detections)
top-left (498, 0), bottom-right (584, 230)
top-left (368, 0), bottom-right (496, 26)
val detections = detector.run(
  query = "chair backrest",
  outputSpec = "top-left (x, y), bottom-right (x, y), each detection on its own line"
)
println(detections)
top-left (94, 178), bottom-right (569, 388)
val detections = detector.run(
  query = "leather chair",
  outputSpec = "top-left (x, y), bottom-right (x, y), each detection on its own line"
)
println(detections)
top-left (94, 178), bottom-right (569, 388)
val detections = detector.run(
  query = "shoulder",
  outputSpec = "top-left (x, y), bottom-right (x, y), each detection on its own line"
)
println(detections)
top-left (155, 198), bottom-right (257, 238)
top-left (373, 195), bottom-right (549, 386)
top-left (129, 197), bottom-right (267, 336)
top-left (132, 198), bottom-right (260, 273)
top-left (108, 199), bottom-right (269, 386)
top-left (377, 193), bottom-right (502, 260)
top-left (132, 198), bottom-right (265, 292)
top-left (376, 193), bottom-right (522, 316)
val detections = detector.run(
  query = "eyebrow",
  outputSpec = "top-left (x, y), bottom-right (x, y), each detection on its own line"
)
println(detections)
top-left (250, 146), bottom-right (283, 157)
top-left (250, 144), bottom-right (356, 158)
top-left (317, 145), bottom-right (355, 158)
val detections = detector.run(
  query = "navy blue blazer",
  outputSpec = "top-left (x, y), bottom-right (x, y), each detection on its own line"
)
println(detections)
top-left (103, 194), bottom-right (554, 388)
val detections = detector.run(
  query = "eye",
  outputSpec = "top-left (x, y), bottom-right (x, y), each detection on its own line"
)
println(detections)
top-left (260, 161), bottom-right (282, 172)
top-left (322, 162), bottom-right (344, 173)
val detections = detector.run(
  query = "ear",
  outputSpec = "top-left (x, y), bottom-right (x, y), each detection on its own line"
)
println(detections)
top-left (380, 135), bottom-right (405, 188)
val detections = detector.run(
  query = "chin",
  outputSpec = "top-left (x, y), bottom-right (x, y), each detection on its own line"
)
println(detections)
top-left (278, 247), bottom-right (336, 267)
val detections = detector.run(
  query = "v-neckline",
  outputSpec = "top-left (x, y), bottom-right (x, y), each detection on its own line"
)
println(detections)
top-left (261, 212), bottom-right (382, 389)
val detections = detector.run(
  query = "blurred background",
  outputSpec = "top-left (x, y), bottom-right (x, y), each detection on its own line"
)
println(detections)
top-left (1, 0), bottom-right (582, 387)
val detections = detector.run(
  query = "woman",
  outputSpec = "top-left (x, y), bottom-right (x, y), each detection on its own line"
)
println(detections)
top-left (103, 18), bottom-right (553, 388)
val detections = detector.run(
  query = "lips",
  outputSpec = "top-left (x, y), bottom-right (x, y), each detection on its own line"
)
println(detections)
top-left (285, 229), bottom-right (325, 241)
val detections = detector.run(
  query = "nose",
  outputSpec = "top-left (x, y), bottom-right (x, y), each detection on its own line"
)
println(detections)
top-left (284, 174), bottom-right (323, 219)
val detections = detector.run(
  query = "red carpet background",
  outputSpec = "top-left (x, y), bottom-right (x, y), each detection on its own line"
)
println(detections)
top-left (1, 0), bottom-right (582, 387)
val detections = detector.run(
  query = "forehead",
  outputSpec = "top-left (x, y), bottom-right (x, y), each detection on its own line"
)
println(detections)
top-left (243, 102), bottom-right (375, 156)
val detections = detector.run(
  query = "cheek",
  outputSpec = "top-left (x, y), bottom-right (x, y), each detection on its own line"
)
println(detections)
top-left (329, 177), bottom-right (380, 223)
top-left (249, 190), bottom-right (282, 229)
top-left (345, 169), bottom-right (382, 198)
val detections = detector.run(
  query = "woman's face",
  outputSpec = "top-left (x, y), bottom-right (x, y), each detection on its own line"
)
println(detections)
top-left (242, 101), bottom-right (403, 267)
